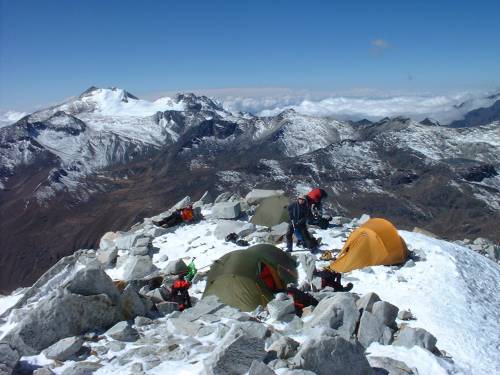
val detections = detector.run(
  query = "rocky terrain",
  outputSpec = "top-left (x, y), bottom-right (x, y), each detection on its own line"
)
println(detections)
top-left (1, 191), bottom-right (499, 375)
top-left (1, 87), bottom-right (499, 293)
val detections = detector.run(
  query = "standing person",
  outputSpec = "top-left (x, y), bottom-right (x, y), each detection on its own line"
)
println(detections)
top-left (306, 188), bottom-right (331, 229)
top-left (286, 195), bottom-right (319, 253)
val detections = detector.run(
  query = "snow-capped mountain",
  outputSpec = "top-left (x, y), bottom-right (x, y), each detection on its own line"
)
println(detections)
top-left (0, 87), bottom-right (499, 294)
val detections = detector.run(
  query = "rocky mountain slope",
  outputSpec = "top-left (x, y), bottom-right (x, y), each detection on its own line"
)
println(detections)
top-left (0, 194), bottom-right (499, 375)
top-left (1, 87), bottom-right (499, 293)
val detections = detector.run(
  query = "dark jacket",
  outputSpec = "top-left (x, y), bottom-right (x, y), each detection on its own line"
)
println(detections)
top-left (288, 200), bottom-right (311, 226)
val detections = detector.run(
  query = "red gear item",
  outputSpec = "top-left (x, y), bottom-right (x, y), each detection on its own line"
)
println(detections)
top-left (173, 279), bottom-right (191, 289)
top-left (180, 207), bottom-right (194, 222)
top-left (307, 188), bottom-right (323, 203)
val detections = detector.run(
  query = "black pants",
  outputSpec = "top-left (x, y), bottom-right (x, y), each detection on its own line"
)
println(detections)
top-left (286, 223), bottom-right (318, 251)
top-left (157, 212), bottom-right (183, 228)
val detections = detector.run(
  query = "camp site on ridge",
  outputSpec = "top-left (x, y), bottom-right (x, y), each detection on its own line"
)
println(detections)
top-left (0, 188), bottom-right (499, 375)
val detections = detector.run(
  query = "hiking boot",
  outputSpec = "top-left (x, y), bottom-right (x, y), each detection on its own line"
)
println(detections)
top-left (296, 240), bottom-right (304, 248)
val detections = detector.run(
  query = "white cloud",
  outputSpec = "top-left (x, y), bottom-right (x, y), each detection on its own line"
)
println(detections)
top-left (371, 39), bottom-right (390, 49)
top-left (217, 91), bottom-right (499, 124)
top-left (0, 110), bottom-right (27, 128)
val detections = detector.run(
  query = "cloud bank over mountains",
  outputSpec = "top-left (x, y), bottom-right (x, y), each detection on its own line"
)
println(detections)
top-left (216, 90), bottom-right (499, 124)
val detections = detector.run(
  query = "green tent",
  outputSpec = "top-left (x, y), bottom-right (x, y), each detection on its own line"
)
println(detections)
top-left (203, 244), bottom-right (298, 311)
top-left (250, 195), bottom-right (290, 227)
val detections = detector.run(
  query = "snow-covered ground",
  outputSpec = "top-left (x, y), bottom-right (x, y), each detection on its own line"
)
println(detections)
top-left (101, 213), bottom-right (500, 375)
top-left (1, 204), bottom-right (499, 375)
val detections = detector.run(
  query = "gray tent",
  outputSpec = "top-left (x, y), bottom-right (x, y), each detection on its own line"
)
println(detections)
top-left (250, 195), bottom-right (290, 227)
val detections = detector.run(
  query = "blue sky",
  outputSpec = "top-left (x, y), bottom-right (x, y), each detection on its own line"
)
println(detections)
top-left (1, 0), bottom-right (499, 111)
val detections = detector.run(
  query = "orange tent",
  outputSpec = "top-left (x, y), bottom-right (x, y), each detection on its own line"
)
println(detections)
top-left (329, 218), bottom-right (407, 273)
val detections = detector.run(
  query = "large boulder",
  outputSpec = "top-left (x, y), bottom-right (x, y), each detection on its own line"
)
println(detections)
top-left (212, 201), bottom-right (242, 219)
top-left (298, 253), bottom-right (316, 282)
top-left (120, 285), bottom-right (151, 319)
top-left (65, 267), bottom-right (120, 303)
top-left (267, 336), bottom-right (300, 359)
top-left (356, 292), bottom-right (381, 313)
top-left (181, 295), bottom-right (225, 322)
top-left (204, 327), bottom-right (267, 375)
top-left (96, 247), bottom-right (118, 267)
top-left (248, 360), bottom-right (276, 375)
top-left (305, 293), bottom-right (359, 340)
top-left (357, 311), bottom-right (393, 348)
top-left (267, 298), bottom-right (295, 322)
top-left (43, 336), bottom-right (83, 361)
top-left (393, 327), bottom-right (437, 352)
top-left (162, 259), bottom-right (188, 275)
top-left (371, 301), bottom-right (398, 330)
top-left (245, 189), bottom-right (284, 205)
top-left (122, 255), bottom-right (157, 281)
top-left (105, 321), bottom-right (139, 342)
top-left (291, 336), bottom-right (373, 375)
top-left (5, 292), bottom-right (122, 355)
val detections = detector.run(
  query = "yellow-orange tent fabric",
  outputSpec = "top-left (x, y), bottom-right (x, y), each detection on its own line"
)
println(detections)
top-left (329, 218), bottom-right (407, 273)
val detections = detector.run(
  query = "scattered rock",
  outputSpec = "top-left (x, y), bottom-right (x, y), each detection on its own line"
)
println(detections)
top-left (166, 318), bottom-right (201, 336)
top-left (181, 295), bottom-right (225, 322)
top-left (43, 336), bottom-right (83, 361)
top-left (214, 220), bottom-right (256, 240)
top-left (298, 253), bottom-right (316, 282)
top-left (33, 368), bottom-right (55, 375)
top-left (96, 247), bottom-right (118, 267)
top-left (393, 326), bottom-right (437, 352)
top-left (372, 301), bottom-right (399, 330)
top-left (397, 310), bottom-right (413, 321)
top-left (212, 201), bottom-right (242, 219)
top-left (61, 361), bottom-right (103, 375)
top-left (291, 336), bottom-right (373, 375)
top-left (305, 293), bottom-right (359, 340)
top-left (368, 356), bottom-right (415, 374)
top-left (157, 302), bottom-right (180, 316)
top-left (357, 292), bottom-right (381, 313)
top-left (134, 316), bottom-right (153, 327)
top-left (267, 297), bottom-right (295, 322)
top-left (245, 189), bottom-right (284, 205)
top-left (105, 321), bottom-right (140, 342)
top-left (122, 256), bottom-right (157, 281)
top-left (357, 311), bottom-right (392, 348)
top-left (248, 360), bottom-right (277, 375)
top-left (162, 259), bottom-right (188, 276)
top-left (214, 192), bottom-right (233, 203)
top-left (267, 336), bottom-right (300, 359)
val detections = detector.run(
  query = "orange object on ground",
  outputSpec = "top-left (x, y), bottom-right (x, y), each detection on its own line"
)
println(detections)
top-left (307, 188), bottom-right (323, 203)
top-left (180, 207), bottom-right (194, 222)
top-left (329, 218), bottom-right (408, 273)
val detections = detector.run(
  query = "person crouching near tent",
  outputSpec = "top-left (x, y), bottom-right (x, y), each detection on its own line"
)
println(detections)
top-left (169, 272), bottom-right (192, 311)
top-left (306, 188), bottom-right (332, 229)
top-left (153, 205), bottom-right (195, 228)
top-left (286, 195), bottom-right (319, 253)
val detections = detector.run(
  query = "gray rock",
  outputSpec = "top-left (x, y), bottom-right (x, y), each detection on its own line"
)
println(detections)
top-left (115, 232), bottom-right (142, 251)
top-left (357, 311), bottom-right (389, 348)
top-left (122, 256), bottom-right (157, 281)
top-left (134, 316), bottom-right (153, 327)
top-left (212, 201), bottom-right (242, 219)
top-left (358, 214), bottom-right (371, 225)
top-left (181, 295), bottom-right (225, 322)
top-left (267, 298), bottom-right (296, 322)
top-left (214, 306), bottom-right (250, 321)
top-left (235, 321), bottom-right (270, 339)
top-left (248, 360), bottom-right (277, 375)
top-left (96, 247), bottom-right (118, 267)
top-left (473, 237), bottom-right (492, 246)
top-left (204, 330), bottom-right (267, 375)
top-left (199, 191), bottom-right (214, 205)
top-left (330, 216), bottom-right (351, 226)
top-left (245, 189), bottom-right (284, 205)
top-left (198, 325), bottom-right (217, 337)
top-left (145, 288), bottom-right (167, 303)
top-left (121, 285), bottom-right (150, 320)
top-left (267, 336), bottom-right (300, 359)
top-left (292, 336), bottom-right (373, 375)
top-left (372, 301), bottom-right (399, 330)
top-left (167, 318), bottom-right (201, 336)
top-left (214, 192), bottom-right (233, 203)
top-left (162, 259), bottom-right (188, 275)
top-left (33, 368), bottom-right (55, 375)
top-left (486, 245), bottom-right (500, 261)
top-left (404, 260), bottom-right (415, 268)
top-left (157, 302), bottom-right (179, 316)
top-left (43, 336), bottom-right (83, 361)
top-left (61, 361), bottom-right (103, 375)
top-left (397, 310), bottom-right (414, 321)
top-left (5, 291), bottom-right (122, 356)
top-left (214, 220), bottom-right (256, 240)
top-left (393, 327), bottom-right (437, 352)
top-left (105, 321), bottom-right (139, 342)
top-left (99, 231), bottom-right (121, 250)
top-left (368, 356), bottom-right (415, 374)
top-left (131, 246), bottom-right (150, 256)
top-left (357, 292), bottom-right (381, 313)
top-left (305, 293), bottom-right (359, 340)
top-left (108, 341), bottom-right (126, 352)
top-left (0, 342), bottom-right (19, 375)
top-left (65, 267), bottom-right (120, 303)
